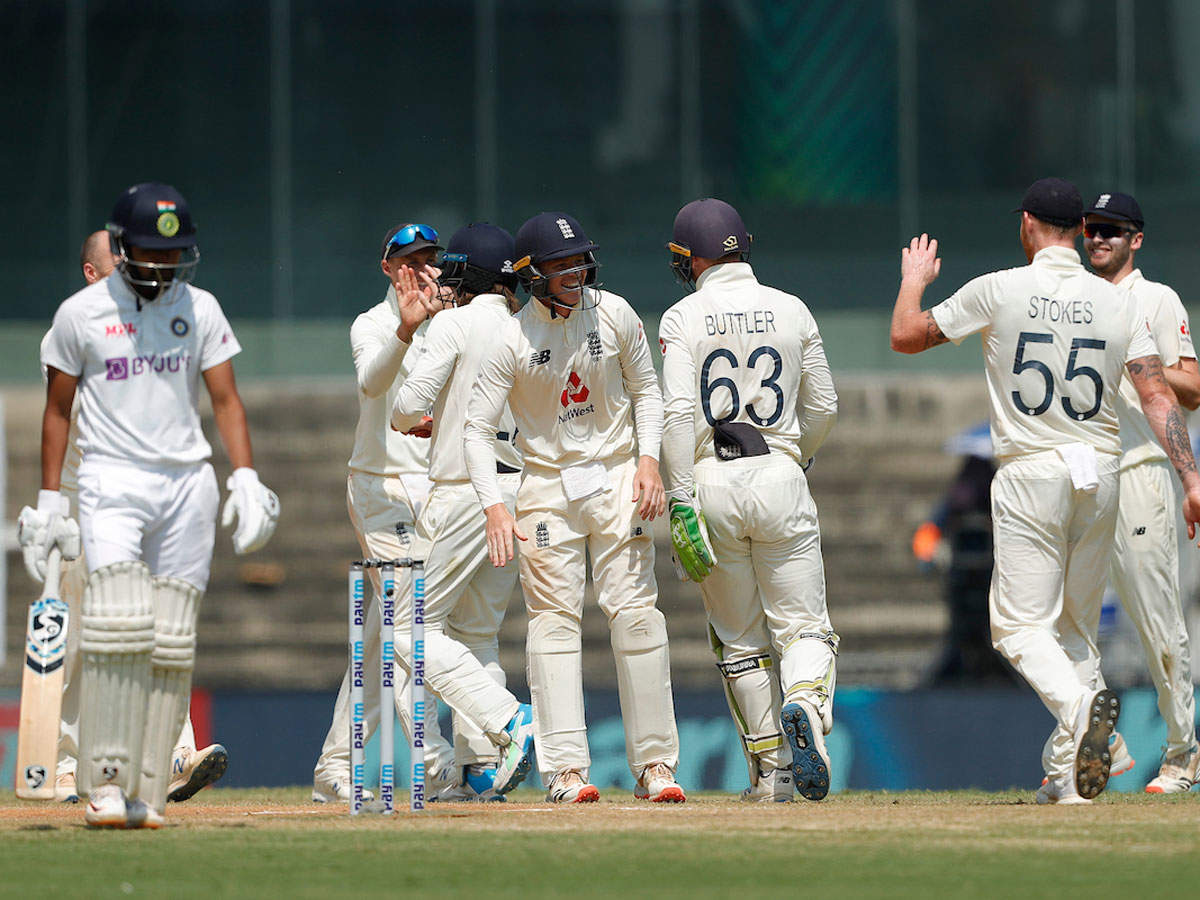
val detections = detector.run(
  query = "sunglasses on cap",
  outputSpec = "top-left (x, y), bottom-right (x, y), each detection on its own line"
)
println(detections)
top-left (1083, 222), bottom-right (1135, 240)
top-left (386, 223), bottom-right (439, 255)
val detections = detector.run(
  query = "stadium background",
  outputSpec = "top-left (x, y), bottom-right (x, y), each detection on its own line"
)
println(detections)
top-left (2, 0), bottom-right (1200, 794)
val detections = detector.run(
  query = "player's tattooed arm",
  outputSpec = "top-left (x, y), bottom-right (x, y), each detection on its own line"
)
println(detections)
top-left (891, 234), bottom-right (946, 354)
top-left (1129, 354), bottom-right (1200, 482)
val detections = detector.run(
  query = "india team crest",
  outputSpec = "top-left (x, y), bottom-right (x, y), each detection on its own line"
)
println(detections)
top-left (157, 211), bottom-right (181, 237)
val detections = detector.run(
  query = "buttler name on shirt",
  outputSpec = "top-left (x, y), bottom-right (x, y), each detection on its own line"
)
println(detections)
top-left (105, 351), bottom-right (193, 380)
top-left (705, 310), bottom-right (777, 335)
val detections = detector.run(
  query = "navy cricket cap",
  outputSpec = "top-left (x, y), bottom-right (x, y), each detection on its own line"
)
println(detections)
top-left (1013, 177), bottom-right (1083, 228)
top-left (1086, 192), bottom-right (1144, 231)
top-left (107, 182), bottom-right (197, 250)
top-left (514, 212), bottom-right (598, 266)
top-left (671, 198), bottom-right (751, 259)
top-left (445, 223), bottom-right (518, 288)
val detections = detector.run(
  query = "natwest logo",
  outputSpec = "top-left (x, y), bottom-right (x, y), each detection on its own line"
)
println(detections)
top-left (560, 372), bottom-right (590, 407)
top-left (104, 323), bottom-right (137, 337)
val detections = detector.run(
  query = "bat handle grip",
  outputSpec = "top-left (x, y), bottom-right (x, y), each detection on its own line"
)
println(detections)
top-left (44, 546), bottom-right (64, 596)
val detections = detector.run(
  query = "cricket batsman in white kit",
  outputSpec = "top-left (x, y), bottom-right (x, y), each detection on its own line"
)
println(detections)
top-left (659, 198), bottom-right (839, 802)
top-left (1083, 191), bottom-right (1200, 793)
top-left (25, 182), bottom-right (280, 827)
top-left (891, 177), bottom-right (1200, 804)
top-left (29, 232), bottom-right (228, 805)
top-left (389, 223), bottom-right (536, 800)
top-left (311, 223), bottom-right (458, 802)
top-left (464, 212), bottom-right (684, 803)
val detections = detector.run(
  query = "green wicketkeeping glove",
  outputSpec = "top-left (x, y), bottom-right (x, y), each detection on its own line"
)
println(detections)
top-left (669, 499), bottom-right (717, 583)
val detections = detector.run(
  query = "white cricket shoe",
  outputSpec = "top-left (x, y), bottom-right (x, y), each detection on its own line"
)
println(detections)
top-left (126, 798), bottom-right (164, 830)
top-left (1035, 774), bottom-right (1092, 806)
top-left (634, 763), bottom-right (686, 803)
top-left (85, 784), bottom-right (130, 828)
top-left (1109, 732), bottom-right (1135, 778)
top-left (782, 700), bottom-right (831, 801)
top-left (168, 743), bottom-right (229, 802)
top-left (435, 764), bottom-right (511, 802)
top-left (426, 763), bottom-right (456, 799)
top-left (741, 767), bottom-right (795, 802)
top-left (312, 773), bottom-right (373, 804)
top-left (1073, 689), bottom-right (1119, 800)
top-left (546, 769), bottom-right (600, 803)
top-left (55, 772), bottom-right (79, 803)
top-left (1145, 744), bottom-right (1200, 794)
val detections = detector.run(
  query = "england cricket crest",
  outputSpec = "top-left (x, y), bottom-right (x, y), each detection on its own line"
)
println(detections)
top-left (24, 596), bottom-right (69, 674)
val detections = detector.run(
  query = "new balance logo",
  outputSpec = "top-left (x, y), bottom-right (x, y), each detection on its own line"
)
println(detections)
top-left (556, 218), bottom-right (575, 239)
top-left (1133, 526), bottom-right (1146, 536)
top-left (529, 349), bottom-right (551, 369)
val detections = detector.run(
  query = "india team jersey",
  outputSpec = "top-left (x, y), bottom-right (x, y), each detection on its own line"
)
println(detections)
top-left (464, 288), bottom-right (663, 508)
top-left (658, 262), bottom-right (837, 492)
top-left (1114, 269), bottom-right (1196, 469)
top-left (391, 293), bottom-right (521, 484)
top-left (931, 246), bottom-right (1157, 459)
top-left (41, 275), bottom-right (240, 466)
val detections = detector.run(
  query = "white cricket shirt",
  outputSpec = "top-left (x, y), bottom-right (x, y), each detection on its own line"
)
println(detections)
top-left (347, 286), bottom-right (432, 477)
top-left (1114, 268), bottom-right (1196, 470)
top-left (41, 276), bottom-right (240, 466)
top-left (391, 293), bottom-right (522, 484)
top-left (463, 287), bottom-right (663, 509)
top-left (658, 262), bottom-right (838, 498)
top-left (930, 245), bottom-right (1157, 459)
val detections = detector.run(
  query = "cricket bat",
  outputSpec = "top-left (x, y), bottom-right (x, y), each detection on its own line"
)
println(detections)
top-left (15, 547), bottom-right (67, 799)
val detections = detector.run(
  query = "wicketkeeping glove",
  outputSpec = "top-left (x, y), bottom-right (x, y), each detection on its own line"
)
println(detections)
top-left (221, 468), bottom-right (281, 555)
top-left (17, 490), bottom-right (81, 583)
top-left (669, 498), bottom-right (717, 583)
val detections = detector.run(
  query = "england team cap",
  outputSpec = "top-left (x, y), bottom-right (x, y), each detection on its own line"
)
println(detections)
top-left (107, 182), bottom-right (197, 250)
top-left (445, 223), bottom-right (517, 283)
top-left (1085, 192), bottom-right (1144, 231)
top-left (1012, 177), bottom-right (1083, 227)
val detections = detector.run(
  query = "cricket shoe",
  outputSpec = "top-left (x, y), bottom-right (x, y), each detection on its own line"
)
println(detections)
top-left (782, 700), bottom-right (830, 801)
top-left (634, 763), bottom-right (685, 802)
top-left (168, 743), bottom-right (229, 802)
top-left (426, 763), bottom-right (456, 799)
top-left (436, 764), bottom-right (509, 802)
top-left (56, 772), bottom-right (79, 803)
top-left (312, 774), bottom-right (373, 804)
top-left (1035, 774), bottom-right (1092, 806)
top-left (125, 799), bottom-right (164, 829)
top-left (1145, 743), bottom-right (1200, 794)
top-left (740, 767), bottom-right (794, 802)
top-left (546, 769), bottom-right (600, 803)
top-left (85, 785), bottom-right (129, 827)
top-left (492, 703), bottom-right (535, 797)
top-left (1074, 689), bottom-right (1120, 800)
top-left (1109, 732), bottom-right (1135, 778)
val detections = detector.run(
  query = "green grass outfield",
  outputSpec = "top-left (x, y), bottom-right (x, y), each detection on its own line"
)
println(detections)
top-left (2, 788), bottom-right (1200, 898)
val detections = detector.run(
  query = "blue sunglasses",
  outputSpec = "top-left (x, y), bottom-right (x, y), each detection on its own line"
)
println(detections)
top-left (386, 223), bottom-right (438, 255)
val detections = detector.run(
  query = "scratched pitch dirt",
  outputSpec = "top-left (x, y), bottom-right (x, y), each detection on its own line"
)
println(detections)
top-left (2, 789), bottom-right (1200, 898)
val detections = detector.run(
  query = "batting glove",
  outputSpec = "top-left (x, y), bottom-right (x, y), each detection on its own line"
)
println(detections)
top-left (17, 490), bottom-right (80, 583)
top-left (221, 468), bottom-right (280, 555)
top-left (669, 498), bottom-right (716, 583)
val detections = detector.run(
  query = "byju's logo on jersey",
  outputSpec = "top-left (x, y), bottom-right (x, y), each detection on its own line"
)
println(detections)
top-left (556, 218), bottom-right (575, 239)
top-left (560, 372), bottom-right (590, 407)
top-left (529, 349), bottom-right (551, 369)
top-left (105, 357), bottom-right (129, 380)
top-left (105, 353), bottom-right (193, 381)
top-left (586, 330), bottom-right (602, 359)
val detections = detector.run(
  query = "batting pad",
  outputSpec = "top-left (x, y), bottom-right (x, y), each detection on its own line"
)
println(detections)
top-left (714, 649), bottom-right (789, 783)
top-left (141, 575), bottom-right (202, 812)
top-left (610, 607), bottom-right (679, 773)
top-left (77, 561), bottom-right (155, 798)
top-left (781, 630), bottom-right (840, 734)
